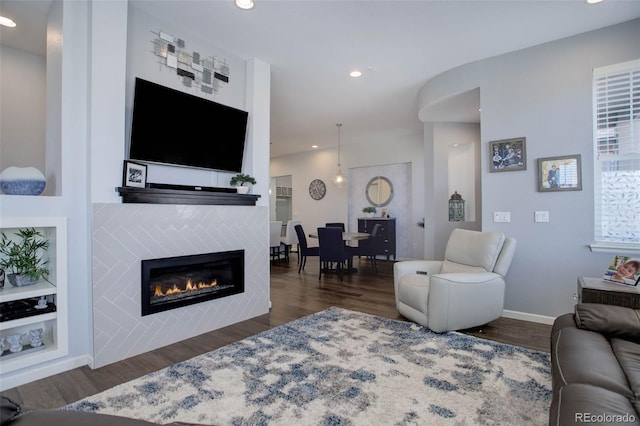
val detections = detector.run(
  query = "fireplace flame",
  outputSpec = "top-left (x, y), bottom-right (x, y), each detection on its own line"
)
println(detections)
top-left (153, 278), bottom-right (218, 297)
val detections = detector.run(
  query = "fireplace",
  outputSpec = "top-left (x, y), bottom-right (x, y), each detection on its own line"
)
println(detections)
top-left (141, 250), bottom-right (244, 316)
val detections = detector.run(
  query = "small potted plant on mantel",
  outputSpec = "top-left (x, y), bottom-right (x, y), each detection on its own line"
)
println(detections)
top-left (0, 228), bottom-right (50, 287)
top-left (362, 206), bottom-right (377, 217)
top-left (230, 173), bottom-right (257, 194)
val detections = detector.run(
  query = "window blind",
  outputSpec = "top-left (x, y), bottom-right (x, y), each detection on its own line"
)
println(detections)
top-left (593, 59), bottom-right (640, 249)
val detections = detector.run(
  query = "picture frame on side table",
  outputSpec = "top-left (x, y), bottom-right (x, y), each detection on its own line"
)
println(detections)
top-left (123, 160), bottom-right (147, 188)
top-left (537, 154), bottom-right (582, 192)
top-left (489, 137), bottom-right (526, 172)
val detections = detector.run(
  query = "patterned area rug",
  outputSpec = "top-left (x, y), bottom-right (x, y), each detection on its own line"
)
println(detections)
top-left (66, 307), bottom-right (551, 425)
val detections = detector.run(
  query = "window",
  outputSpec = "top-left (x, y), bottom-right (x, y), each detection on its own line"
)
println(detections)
top-left (592, 59), bottom-right (640, 252)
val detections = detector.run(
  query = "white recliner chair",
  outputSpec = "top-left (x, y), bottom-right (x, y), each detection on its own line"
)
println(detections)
top-left (394, 228), bottom-right (516, 333)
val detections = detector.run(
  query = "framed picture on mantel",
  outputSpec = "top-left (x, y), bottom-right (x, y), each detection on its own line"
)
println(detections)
top-left (123, 160), bottom-right (147, 188)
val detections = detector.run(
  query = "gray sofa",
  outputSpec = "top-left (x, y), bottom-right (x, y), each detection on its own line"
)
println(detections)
top-left (1, 396), bottom-right (200, 426)
top-left (550, 303), bottom-right (640, 425)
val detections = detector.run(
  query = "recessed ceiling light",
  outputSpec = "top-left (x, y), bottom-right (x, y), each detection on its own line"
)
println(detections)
top-left (0, 16), bottom-right (17, 28)
top-left (349, 70), bottom-right (362, 78)
top-left (235, 0), bottom-right (254, 10)
top-left (586, 0), bottom-right (603, 3)
top-left (312, 145), bottom-right (318, 149)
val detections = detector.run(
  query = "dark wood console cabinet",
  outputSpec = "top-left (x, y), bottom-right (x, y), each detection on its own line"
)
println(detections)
top-left (357, 217), bottom-right (396, 260)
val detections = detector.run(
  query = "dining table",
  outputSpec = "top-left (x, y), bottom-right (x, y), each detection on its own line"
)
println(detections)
top-left (307, 231), bottom-right (370, 241)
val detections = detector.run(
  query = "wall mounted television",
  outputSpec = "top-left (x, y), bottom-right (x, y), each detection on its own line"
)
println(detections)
top-left (129, 77), bottom-right (248, 173)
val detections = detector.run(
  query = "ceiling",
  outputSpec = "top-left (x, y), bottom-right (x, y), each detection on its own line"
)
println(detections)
top-left (2, 1), bottom-right (639, 158)
top-left (0, 1), bottom-right (49, 57)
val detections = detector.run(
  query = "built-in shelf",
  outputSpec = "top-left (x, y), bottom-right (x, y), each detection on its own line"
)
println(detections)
top-left (0, 281), bottom-right (56, 303)
top-left (0, 217), bottom-right (68, 386)
top-left (116, 187), bottom-right (260, 205)
top-left (0, 312), bottom-right (57, 331)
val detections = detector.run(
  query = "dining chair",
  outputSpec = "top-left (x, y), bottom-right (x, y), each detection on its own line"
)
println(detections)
top-left (325, 222), bottom-right (349, 248)
top-left (355, 223), bottom-right (382, 273)
top-left (294, 224), bottom-right (319, 273)
top-left (317, 227), bottom-right (356, 281)
top-left (325, 222), bottom-right (345, 231)
top-left (269, 221), bottom-right (284, 261)
top-left (280, 220), bottom-right (302, 263)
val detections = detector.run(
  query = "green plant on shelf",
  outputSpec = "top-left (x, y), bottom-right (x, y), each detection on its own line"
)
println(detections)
top-left (230, 173), bottom-right (257, 187)
top-left (362, 206), bottom-right (376, 214)
top-left (0, 228), bottom-right (50, 284)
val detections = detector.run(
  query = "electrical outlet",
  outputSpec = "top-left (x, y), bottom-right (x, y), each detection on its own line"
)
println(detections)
top-left (493, 212), bottom-right (511, 223)
top-left (535, 211), bottom-right (549, 222)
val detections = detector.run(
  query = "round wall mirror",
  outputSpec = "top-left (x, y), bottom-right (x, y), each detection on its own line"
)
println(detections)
top-left (365, 176), bottom-right (393, 207)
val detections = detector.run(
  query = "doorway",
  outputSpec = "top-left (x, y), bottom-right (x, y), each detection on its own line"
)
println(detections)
top-left (270, 175), bottom-right (293, 227)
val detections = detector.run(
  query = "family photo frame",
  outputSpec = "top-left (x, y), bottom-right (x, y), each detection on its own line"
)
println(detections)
top-left (123, 160), bottom-right (147, 188)
top-left (537, 154), bottom-right (582, 192)
top-left (489, 137), bottom-right (526, 172)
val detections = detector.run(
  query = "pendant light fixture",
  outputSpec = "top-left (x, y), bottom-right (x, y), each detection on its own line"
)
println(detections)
top-left (235, 0), bottom-right (255, 10)
top-left (333, 123), bottom-right (345, 188)
top-left (0, 16), bottom-right (17, 28)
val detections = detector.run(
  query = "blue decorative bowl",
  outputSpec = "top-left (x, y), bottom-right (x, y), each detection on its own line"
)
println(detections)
top-left (0, 167), bottom-right (46, 195)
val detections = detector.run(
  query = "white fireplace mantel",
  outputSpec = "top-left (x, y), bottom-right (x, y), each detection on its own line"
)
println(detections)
top-left (91, 203), bottom-right (269, 368)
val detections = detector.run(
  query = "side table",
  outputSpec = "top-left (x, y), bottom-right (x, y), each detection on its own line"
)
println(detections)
top-left (577, 276), bottom-right (640, 309)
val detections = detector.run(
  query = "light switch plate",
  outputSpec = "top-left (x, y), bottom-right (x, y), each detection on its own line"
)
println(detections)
top-left (535, 211), bottom-right (549, 222)
top-left (493, 212), bottom-right (511, 223)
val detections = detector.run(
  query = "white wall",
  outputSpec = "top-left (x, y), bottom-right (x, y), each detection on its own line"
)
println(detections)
top-left (245, 58), bottom-right (271, 208)
top-left (0, 0), bottom-right (93, 387)
top-left (271, 128), bottom-right (425, 259)
top-left (419, 18), bottom-right (640, 317)
top-left (0, 2), bottom-right (63, 197)
top-left (348, 162), bottom-right (412, 259)
top-left (418, 102), bottom-right (482, 259)
top-left (447, 125), bottom-right (480, 223)
top-left (448, 144), bottom-right (475, 221)
top-left (45, 0), bottom-right (63, 196)
top-left (119, 4), bottom-right (252, 194)
top-left (89, 0), bottom-right (128, 204)
top-left (87, 1), bottom-right (270, 367)
top-left (0, 46), bottom-right (46, 175)
top-left (423, 123), bottom-right (482, 259)
top-left (1, 0), bottom-right (270, 387)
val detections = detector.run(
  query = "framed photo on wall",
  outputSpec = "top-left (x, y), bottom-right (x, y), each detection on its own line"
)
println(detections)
top-left (489, 137), bottom-right (526, 172)
top-left (123, 160), bottom-right (147, 188)
top-left (537, 154), bottom-right (582, 192)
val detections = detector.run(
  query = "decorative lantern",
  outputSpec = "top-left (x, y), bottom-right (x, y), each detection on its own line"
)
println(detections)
top-left (448, 191), bottom-right (465, 222)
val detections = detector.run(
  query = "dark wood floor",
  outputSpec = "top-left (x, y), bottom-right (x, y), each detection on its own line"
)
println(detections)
top-left (1, 256), bottom-right (551, 410)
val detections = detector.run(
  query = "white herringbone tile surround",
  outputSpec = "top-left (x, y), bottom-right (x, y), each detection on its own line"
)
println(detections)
top-left (92, 203), bottom-right (269, 368)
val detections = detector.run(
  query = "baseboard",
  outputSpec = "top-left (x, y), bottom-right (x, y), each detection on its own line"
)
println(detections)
top-left (0, 355), bottom-right (91, 392)
top-left (502, 309), bottom-right (556, 325)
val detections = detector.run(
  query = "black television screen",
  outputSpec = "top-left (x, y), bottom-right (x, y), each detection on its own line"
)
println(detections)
top-left (129, 78), bottom-right (248, 173)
